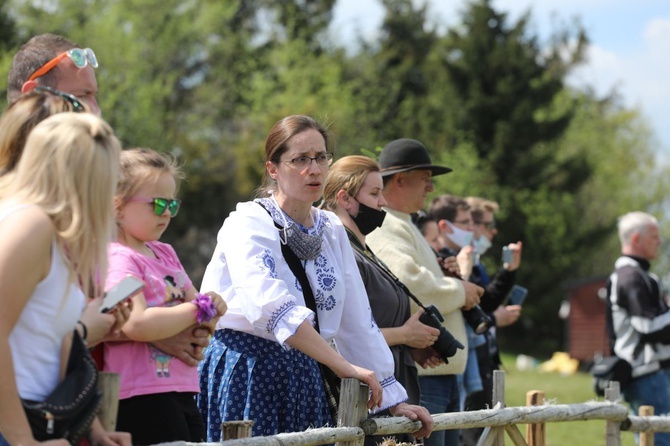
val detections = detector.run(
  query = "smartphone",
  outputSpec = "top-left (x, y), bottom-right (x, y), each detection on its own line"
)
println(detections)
top-left (507, 285), bottom-right (528, 306)
top-left (502, 246), bottom-right (514, 264)
top-left (100, 275), bottom-right (145, 313)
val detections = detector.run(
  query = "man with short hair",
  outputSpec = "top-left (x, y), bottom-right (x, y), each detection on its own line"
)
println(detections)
top-left (608, 211), bottom-right (670, 446)
top-left (8, 33), bottom-right (100, 114)
top-left (366, 138), bottom-right (483, 446)
top-left (7, 33), bottom-right (208, 367)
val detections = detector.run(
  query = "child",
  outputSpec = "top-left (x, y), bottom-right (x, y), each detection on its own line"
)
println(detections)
top-left (103, 148), bottom-right (226, 444)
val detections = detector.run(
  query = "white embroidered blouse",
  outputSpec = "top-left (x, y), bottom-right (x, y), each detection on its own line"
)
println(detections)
top-left (201, 198), bottom-right (408, 411)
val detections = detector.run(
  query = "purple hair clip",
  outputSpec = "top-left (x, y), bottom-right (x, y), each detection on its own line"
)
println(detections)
top-left (194, 293), bottom-right (218, 324)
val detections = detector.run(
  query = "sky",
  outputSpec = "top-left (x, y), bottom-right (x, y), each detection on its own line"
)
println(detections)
top-left (331, 0), bottom-right (670, 154)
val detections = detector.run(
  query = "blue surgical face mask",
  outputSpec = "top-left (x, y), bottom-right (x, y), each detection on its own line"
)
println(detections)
top-left (445, 220), bottom-right (474, 248)
top-left (473, 234), bottom-right (492, 255)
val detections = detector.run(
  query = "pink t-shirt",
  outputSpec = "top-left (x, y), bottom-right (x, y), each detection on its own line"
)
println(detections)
top-left (103, 241), bottom-right (196, 399)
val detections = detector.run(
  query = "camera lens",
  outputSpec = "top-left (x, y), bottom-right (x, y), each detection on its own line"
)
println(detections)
top-left (433, 326), bottom-right (465, 361)
top-left (419, 305), bottom-right (465, 363)
top-left (462, 305), bottom-right (494, 334)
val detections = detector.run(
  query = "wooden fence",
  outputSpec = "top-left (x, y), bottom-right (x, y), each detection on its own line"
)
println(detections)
top-left (143, 370), bottom-right (670, 446)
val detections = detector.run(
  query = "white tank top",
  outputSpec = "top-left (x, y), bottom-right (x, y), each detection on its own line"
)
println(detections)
top-left (1, 204), bottom-right (86, 400)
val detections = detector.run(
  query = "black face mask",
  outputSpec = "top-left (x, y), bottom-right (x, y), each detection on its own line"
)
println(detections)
top-left (351, 198), bottom-right (386, 235)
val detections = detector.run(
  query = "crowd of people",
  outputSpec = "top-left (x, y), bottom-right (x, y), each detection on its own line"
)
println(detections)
top-left (1, 31), bottom-right (666, 446)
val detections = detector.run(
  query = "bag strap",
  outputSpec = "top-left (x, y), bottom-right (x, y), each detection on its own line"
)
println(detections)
top-left (258, 202), bottom-right (321, 333)
top-left (346, 226), bottom-right (431, 312)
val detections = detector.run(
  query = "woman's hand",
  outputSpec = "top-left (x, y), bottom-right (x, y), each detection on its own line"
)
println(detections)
top-left (80, 298), bottom-right (130, 346)
top-left (345, 364), bottom-right (383, 411)
top-left (402, 309), bottom-right (441, 349)
top-left (410, 347), bottom-right (443, 369)
top-left (89, 418), bottom-right (132, 446)
top-left (388, 402), bottom-right (434, 439)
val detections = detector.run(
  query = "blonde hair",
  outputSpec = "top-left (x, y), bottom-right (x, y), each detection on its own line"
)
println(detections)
top-left (116, 148), bottom-right (184, 205)
top-left (9, 112), bottom-right (121, 297)
top-left (0, 90), bottom-right (89, 194)
top-left (465, 196), bottom-right (500, 223)
top-left (322, 155), bottom-right (380, 211)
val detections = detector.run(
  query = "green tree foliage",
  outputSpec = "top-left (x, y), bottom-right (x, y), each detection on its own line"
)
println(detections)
top-left (1, 0), bottom-right (668, 352)
top-left (443, 0), bottom-right (589, 190)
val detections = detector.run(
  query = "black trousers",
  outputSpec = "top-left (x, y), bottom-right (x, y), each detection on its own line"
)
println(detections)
top-left (116, 392), bottom-right (205, 445)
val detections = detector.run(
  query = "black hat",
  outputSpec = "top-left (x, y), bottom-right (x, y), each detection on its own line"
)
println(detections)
top-left (378, 138), bottom-right (452, 177)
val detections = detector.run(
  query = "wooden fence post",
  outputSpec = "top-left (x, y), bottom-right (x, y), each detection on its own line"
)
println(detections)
top-left (478, 370), bottom-right (508, 446)
top-left (336, 378), bottom-right (368, 446)
top-left (639, 405), bottom-right (654, 446)
top-left (526, 390), bottom-right (545, 446)
top-left (97, 372), bottom-right (120, 432)
top-left (221, 420), bottom-right (254, 440)
top-left (605, 381), bottom-right (622, 446)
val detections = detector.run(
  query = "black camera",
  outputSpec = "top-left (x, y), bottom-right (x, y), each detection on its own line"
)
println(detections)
top-left (419, 305), bottom-right (465, 363)
top-left (462, 305), bottom-right (494, 334)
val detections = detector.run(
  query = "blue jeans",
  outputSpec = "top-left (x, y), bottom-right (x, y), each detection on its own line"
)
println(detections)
top-left (419, 374), bottom-right (461, 446)
top-left (623, 368), bottom-right (670, 446)
top-left (0, 433), bottom-right (8, 446)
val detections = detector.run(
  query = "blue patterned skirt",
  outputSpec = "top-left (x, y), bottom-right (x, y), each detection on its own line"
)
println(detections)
top-left (197, 329), bottom-right (331, 441)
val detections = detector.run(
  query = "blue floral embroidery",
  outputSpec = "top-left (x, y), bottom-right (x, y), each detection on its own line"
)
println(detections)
top-left (266, 301), bottom-right (296, 333)
top-left (315, 254), bottom-right (327, 269)
top-left (295, 277), bottom-right (302, 292)
top-left (256, 249), bottom-right (277, 279)
top-left (317, 271), bottom-right (336, 291)
top-left (314, 289), bottom-right (336, 311)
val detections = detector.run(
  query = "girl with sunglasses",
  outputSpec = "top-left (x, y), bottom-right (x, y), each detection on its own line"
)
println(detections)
top-left (102, 148), bottom-right (226, 444)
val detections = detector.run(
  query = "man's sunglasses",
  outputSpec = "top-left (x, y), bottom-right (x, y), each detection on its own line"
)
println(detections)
top-left (129, 197), bottom-right (181, 217)
top-left (33, 86), bottom-right (86, 112)
top-left (28, 48), bottom-right (98, 82)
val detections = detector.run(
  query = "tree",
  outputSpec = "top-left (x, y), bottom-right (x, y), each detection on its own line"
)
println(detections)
top-left (443, 0), bottom-right (589, 190)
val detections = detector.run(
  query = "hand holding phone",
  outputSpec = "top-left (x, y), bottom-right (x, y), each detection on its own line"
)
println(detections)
top-left (100, 276), bottom-right (145, 313)
top-left (507, 285), bottom-right (528, 306)
top-left (502, 246), bottom-right (514, 264)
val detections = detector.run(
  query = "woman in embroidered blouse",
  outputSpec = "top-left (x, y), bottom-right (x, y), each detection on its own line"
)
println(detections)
top-left (197, 115), bottom-right (433, 441)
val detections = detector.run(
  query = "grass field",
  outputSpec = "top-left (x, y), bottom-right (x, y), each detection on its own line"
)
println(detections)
top-left (499, 352), bottom-right (637, 446)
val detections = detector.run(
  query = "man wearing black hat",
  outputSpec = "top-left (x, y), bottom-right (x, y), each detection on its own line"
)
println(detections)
top-left (367, 138), bottom-right (484, 446)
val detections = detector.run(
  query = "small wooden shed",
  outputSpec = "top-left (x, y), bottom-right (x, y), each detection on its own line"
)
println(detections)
top-left (563, 275), bottom-right (610, 362)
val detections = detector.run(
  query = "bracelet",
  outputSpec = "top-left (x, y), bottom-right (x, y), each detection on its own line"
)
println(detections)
top-left (193, 293), bottom-right (218, 324)
top-left (77, 320), bottom-right (88, 342)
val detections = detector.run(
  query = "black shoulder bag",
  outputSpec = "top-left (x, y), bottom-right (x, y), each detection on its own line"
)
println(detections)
top-left (22, 329), bottom-right (102, 445)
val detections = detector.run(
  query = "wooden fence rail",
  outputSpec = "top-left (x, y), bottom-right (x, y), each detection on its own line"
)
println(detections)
top-left (153, 371), bottom-right (670, 446)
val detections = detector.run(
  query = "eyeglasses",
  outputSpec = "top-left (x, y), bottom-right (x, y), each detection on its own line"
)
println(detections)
top-left (453, 218), bottom-right (473, 226)
top-left (128, 197), bottom-right (181, 217)
top-left (476, 220), bottom-right (496, 230)
top-left (28, 48), bottom-right (99, 82)
top-left (33, 86), bottom-right (86, 112)
top-left (283, 152), bottom-right (333, 169)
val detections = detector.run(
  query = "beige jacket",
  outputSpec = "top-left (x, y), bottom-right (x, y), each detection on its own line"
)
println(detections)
top-left (366, 207), bottom-right (467, 375)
